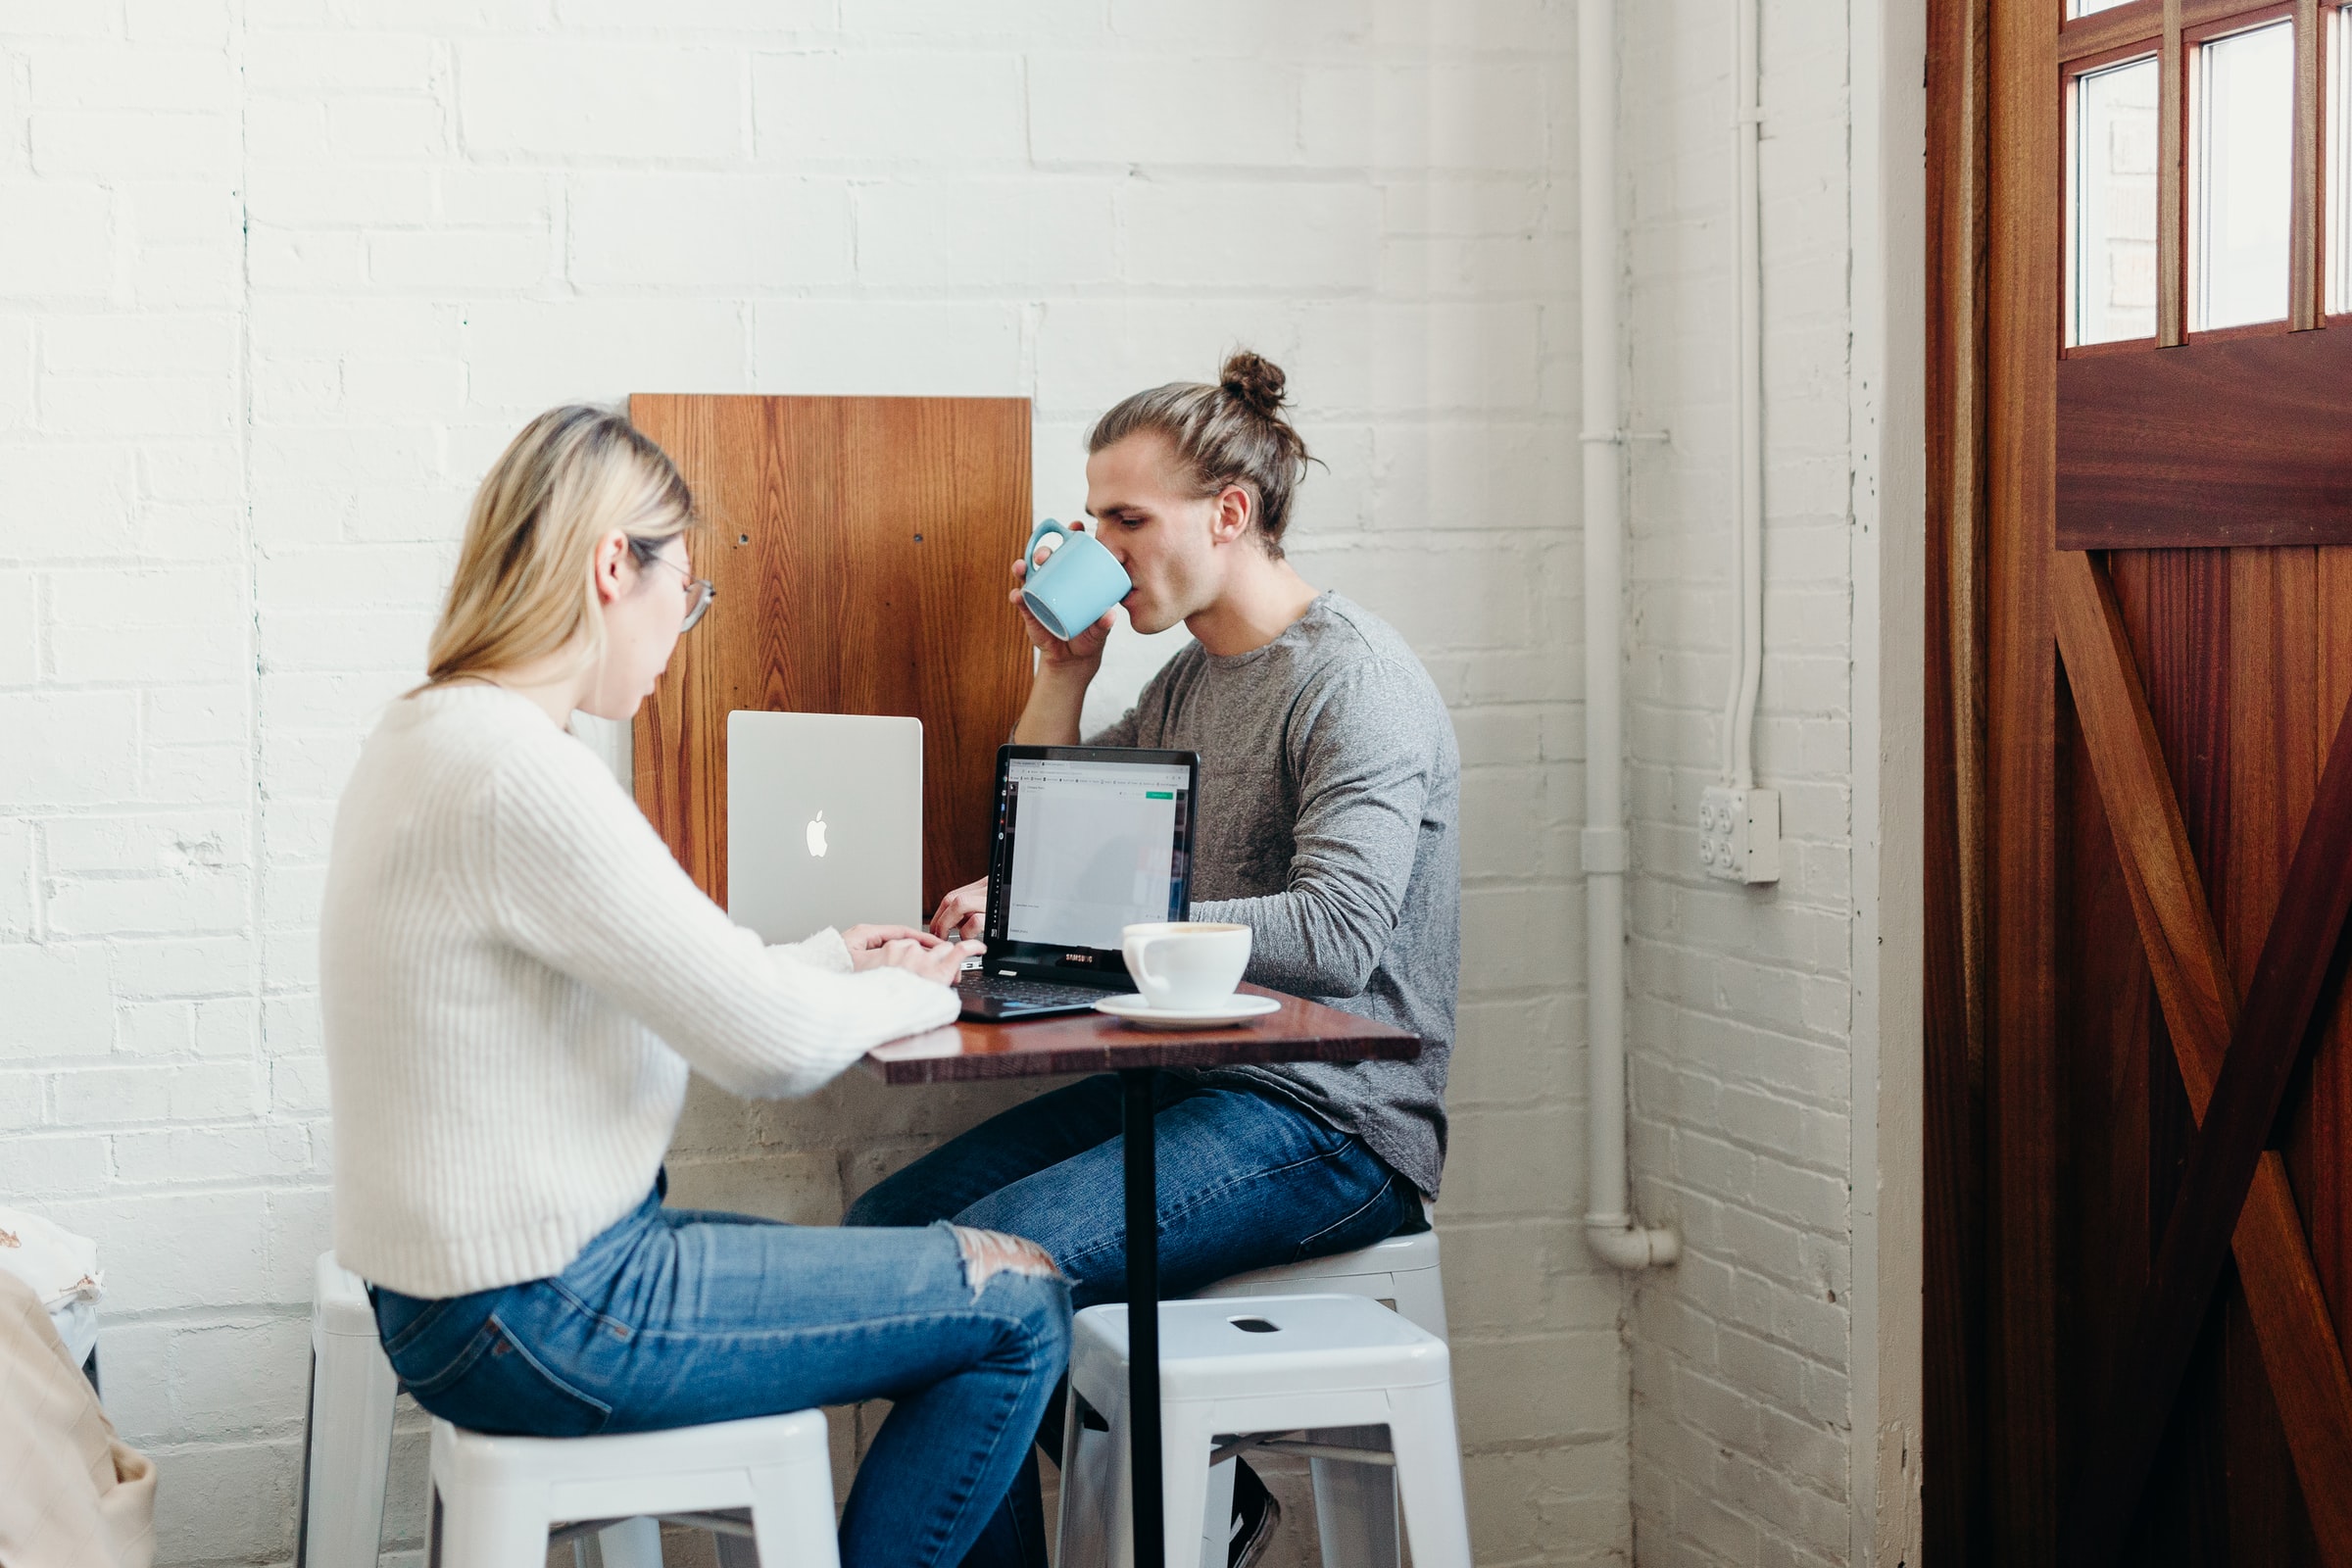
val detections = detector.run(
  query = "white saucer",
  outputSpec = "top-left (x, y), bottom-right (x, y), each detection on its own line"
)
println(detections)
top-left (1094, 993), bottom-right (1283, 1029)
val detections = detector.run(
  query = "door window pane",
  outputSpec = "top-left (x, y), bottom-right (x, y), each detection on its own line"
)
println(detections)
top-left (2072, 56), bottom-right (2160, 345)
top-left (2333, 7), bottom-right (2352, 314)
top-left (2193, 20), bottom-right (2293, 330)
top-left (2069, 0), bottom-right (2137, 14)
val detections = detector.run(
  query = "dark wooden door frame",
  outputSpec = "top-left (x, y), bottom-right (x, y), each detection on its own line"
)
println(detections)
top-left (1924, 0), bottom-right (1993, 1562)
top-left (1929, 1), bottom-right (2352, 1561)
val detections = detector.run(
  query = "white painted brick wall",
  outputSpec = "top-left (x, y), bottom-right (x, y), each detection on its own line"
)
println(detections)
top-left (1621, 0), bottom-right (1870, 1563)
top-left (0, 2), bottom-right (1897, 1563)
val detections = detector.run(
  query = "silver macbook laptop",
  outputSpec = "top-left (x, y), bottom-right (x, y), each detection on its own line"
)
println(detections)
top-left (727, 711), bottom-right (922, 944)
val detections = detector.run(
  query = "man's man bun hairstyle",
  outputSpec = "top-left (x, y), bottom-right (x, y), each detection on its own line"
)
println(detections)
top-left (1218, 349), bottom-right (1289, 419)
top-left (1088, 348), bottom-right (1315, 557)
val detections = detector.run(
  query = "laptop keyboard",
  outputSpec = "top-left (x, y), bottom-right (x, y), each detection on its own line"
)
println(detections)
top-left (956, 972), bottom-right (1112, 1009)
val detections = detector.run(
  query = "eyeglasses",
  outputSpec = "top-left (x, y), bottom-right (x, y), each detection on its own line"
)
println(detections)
top-left (627, 538), bottom-right (715, 632)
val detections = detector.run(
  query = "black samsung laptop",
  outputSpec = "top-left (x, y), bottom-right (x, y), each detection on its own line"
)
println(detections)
top-left (955, 744), bottom-right (1200, 1020)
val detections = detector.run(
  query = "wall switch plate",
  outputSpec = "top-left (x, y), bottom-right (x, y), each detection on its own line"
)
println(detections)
top-left (1698, 786), bottom-right (1781, 884)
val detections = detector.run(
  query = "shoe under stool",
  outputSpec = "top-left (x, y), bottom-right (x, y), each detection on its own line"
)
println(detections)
top-left (1185, 1226), bottom-right (1447, 1567)
top-left (426, 1409), bottom-right (839, 1568)
top-left (1055, 1293), bottom-right (1473, 1568)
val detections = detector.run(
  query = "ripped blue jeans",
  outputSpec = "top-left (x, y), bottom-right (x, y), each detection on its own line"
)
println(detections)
top-left (368, 1180), bottom-right (1070, 1568)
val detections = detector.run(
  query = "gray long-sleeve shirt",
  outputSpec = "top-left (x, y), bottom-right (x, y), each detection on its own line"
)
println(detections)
top-left (1090, 593), bottom-right (1461, 1197)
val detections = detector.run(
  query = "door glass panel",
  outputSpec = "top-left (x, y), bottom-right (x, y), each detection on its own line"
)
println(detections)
top-left (2192, 20), bottom-right (2293, 330)
top-left (2069, 0), bottom-right (2137, 14)
top-left (2071, 56), bottom-right (2160, 345)
top-left (2333, 7), bottom-right (2352, 314)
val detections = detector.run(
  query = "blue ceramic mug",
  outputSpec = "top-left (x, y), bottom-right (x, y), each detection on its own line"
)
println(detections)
top-left (1020, 518), bottom-right (1133, 642)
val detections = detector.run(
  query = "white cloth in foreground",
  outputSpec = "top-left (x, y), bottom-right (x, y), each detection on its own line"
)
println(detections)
top-left (320, 683), bottom-right (959, 1299)
top-left (0, 1269), bottom-right (154, 1568)
top-left (0, 1205), bottom-right (105, 1368)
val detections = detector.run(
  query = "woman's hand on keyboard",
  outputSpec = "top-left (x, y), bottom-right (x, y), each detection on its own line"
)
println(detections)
top-left (845, 924), bottom-right (981, 985)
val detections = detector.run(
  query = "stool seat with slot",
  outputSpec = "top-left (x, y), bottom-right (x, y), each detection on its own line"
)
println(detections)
top-left (1180, 1224), bottom-right (1447, 1567)
top-left (1055, 1293), bottom-right (1473, 1568)
top-left (424, 1409), bottom-right (837, 1568)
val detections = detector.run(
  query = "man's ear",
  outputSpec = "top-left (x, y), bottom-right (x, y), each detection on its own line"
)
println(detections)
top-left (1209, 485), bottom-right (1254, 545)
top-left (590, 530), bottom-right (632, 606)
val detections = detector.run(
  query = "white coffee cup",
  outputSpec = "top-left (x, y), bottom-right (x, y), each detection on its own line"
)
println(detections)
top-left (1121, 922), bottom-right (1252, 1011)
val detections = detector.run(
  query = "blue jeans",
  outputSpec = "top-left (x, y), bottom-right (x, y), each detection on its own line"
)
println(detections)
top-left (845, 1076), bottom-right (1419, 1306)
top-left (369, 1182), bottom-right (1071, 1568)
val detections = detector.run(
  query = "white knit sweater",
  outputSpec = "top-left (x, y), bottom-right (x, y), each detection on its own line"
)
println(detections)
top-left (320, 684), bottom-right (959, 1298)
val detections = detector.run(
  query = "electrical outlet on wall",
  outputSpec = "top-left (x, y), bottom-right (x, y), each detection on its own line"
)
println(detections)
top-left (1698, 785), bottom-right (1781, 884)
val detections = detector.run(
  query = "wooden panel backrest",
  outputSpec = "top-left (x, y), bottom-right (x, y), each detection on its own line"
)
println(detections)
top-left (628, 394), bottom-right (1033, 914)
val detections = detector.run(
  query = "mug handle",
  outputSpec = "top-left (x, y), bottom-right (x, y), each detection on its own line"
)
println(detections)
top-left (1126, 934), bottom-right (1166, 996)
top-left (1025, 517), bottom-right (1072, 573)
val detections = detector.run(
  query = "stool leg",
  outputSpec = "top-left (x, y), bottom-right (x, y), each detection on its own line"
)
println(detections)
top-left (749, 1459), bottom-right (843, 1568)
top-left (1385, 1389), bottom-right (1474, 1568)
top-left (596, 1516), bottom-right (664, 1568)
top-left (1153, 1411), bottom-right (1217, 1568)
top-left (1305, 1426), bottom-right (1398, 1568)
top-left (432, 1479), bottom-right (552, 1568)
top-left (303, 1326), bottom-right (398, 1568)
top-left (1390, 1270), bottom-right (1448, 1341)
top-left (1057, 1388), bottom-right (1116, 1568)
top-left (1198, 1456), bottom-right (1237, 1568)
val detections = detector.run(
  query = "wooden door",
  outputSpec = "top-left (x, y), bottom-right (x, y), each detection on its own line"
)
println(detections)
top-left (627, 395), bottom-right (1034, 914)
top-left (1931, 1), bottom-right (2352, 1563)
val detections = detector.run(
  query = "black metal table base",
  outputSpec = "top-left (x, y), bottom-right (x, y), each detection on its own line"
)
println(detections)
top-left (1120, 1067), bottom-right (1164, 1568)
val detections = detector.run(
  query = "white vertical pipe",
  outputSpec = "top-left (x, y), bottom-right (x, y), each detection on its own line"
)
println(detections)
top-left (1581, 0), bottom-right (1680, 1272)
top-left (1723, 0), bottom-right (1765, 791)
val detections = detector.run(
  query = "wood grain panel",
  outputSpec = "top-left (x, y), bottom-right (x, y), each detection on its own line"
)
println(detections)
top-left (2059, 0), bottom-right (2161, 61)
top-left (2310, 551), bottom-right (2352, 1357)
top-left (2290, 0), bottom-right (2322, 330)
top-left (2133, 552), bottom-right (2234, 918)
top-left (2053, 554), bottom-right (2234, 1065)
top-left (2061, 683), bottom-right (2352, 1566)
top-left (1985, 0), bottom-right (2063, 1551)
top-left (2160, 0), bottom-right (2185, 347)
top-left (628, 395), bottom-right (1033, 914)
top-left (2224, 549), bottom-right (2320, 982)
top-left (2055, 550), bottom-right (2352, 1567)
top-left (2056, 676), bottom-right (2157, 1460)
top-left (1925, 0), bottom-right (1991, 1553)
top-left (2223, 546), bottom-right (2325, 1563)
top-left (2056, 333), bottom-right (2352, 549)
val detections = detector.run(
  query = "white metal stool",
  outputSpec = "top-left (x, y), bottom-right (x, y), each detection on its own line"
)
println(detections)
top-left (301, 1254), bottom-right (401, 1568)
top-left (1185, 1225), bottom-right (1446, 1567)
top-left (1055, 1294), bottom-right (1473, 1568)
top-left (426, 1409), bottom-right (838, 1568)
top-left (1198, 1224), bottom-right (1446, 1336)
top-left (299, 1253), bottom-right (666, 1568)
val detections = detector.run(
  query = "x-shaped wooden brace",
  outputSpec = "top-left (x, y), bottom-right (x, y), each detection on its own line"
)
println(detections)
top-left (2052, 549), bottom-right (2352, 1567)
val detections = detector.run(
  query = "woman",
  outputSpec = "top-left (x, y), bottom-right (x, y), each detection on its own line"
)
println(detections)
top-left (320, 406), bottom-right (1069, 1568)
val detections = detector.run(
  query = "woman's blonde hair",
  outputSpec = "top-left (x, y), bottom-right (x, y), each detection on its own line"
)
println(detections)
top-left (424, 405), bottom-right (695, 687)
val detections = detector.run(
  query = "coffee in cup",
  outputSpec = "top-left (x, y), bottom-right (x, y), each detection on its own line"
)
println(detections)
top-left (1121, 922), bottom-right (1251, 1011)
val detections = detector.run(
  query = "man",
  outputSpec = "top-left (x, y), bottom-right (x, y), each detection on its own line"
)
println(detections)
top-left (849, 353), bottom-right (1459, 1566)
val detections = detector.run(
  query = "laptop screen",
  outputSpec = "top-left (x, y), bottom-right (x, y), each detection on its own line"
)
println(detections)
top-left (984, 748), bottom-right (1197, 968)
